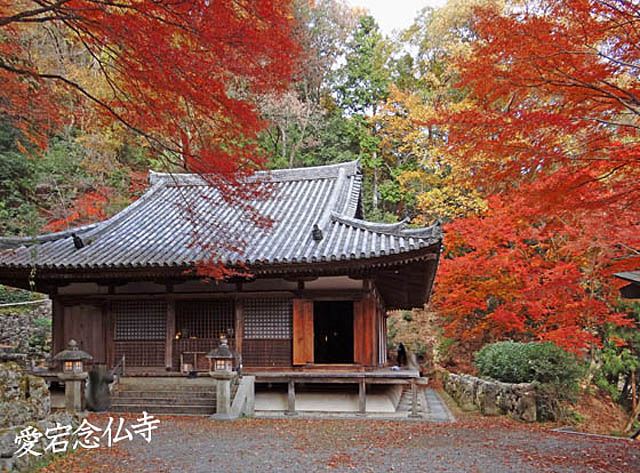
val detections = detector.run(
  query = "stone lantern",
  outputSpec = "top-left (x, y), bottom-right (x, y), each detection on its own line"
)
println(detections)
top-left (206, 337), bottom-right (235, 419)
top-left (207, 337), bottom-right (234, 374)
top-left (53, 339), bottom-right (92, 412)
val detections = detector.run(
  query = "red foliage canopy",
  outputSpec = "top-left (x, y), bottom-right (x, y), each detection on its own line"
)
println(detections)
top-left (434, 173), bottom-right (640, 352)
top-left (433, 0), bottom-right (640, 353)
top-left (1, 0), bottom-right (298, 178)
top-left (440, 0), bottom-right (640, 210)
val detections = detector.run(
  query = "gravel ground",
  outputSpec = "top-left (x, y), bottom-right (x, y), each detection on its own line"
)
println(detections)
top-left (39, 414), bottom-right (640, 473)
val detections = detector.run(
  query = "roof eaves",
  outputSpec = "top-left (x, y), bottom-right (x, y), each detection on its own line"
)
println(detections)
top-left (0, 222), bottom-right (101, 251)
top-left (615, 271), bottom-right (640, 284)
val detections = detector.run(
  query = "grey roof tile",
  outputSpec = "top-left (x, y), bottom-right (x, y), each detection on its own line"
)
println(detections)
top-left (0, 161), bottom-right (441, 270)
top-left (615, 271), bottom-right (640, 284)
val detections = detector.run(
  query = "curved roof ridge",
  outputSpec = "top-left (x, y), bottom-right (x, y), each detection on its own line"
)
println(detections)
top-left (149, 160), bottom-right (361, 186)
top-left (331, 212), bottom-right (442, 239)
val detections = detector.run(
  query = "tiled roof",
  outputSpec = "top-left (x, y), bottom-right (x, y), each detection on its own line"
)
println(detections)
top-left (0, 161), bottom-right (442, 271)
top-left (615, 271), bottom-right (640, 284)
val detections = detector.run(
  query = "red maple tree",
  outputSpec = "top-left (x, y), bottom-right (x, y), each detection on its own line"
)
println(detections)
top-left (440, 0), bottom-right (640, 208)
top-left (1, 0), bottom-right (297, 178)
top-left (435, 173), bottom-right (639, 353)
top-left (432, 0), bottom-right (640, 354)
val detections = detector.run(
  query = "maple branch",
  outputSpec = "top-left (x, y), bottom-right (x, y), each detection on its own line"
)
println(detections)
top-left (60, 18), bottom-right (132, 103)
top-left (617, 243), bottom-right (640, 256)
top-left (0, 0), bottom-right (71, 27)
top-left (568, 163), bottom-right (628, 192)
top-left (0, 59), bottom-right (177, 157)
top-left (546, 71), bottom-right (640, 117)
top-left (88, 0), bottom-right (198, 33)
top-left (593, 118), bottom-right (640, 130)
top-left (507, 40), bottom-right (640, 115)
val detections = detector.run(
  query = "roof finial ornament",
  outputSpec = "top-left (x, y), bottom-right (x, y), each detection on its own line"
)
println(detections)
top-left (72, 233), bottom-right (84, 250)
top-left (312, 224), bottom-right (323, 242)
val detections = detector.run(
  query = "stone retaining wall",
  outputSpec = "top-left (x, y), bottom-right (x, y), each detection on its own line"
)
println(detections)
top-left (442, 371), bottom-right (536, 422)
top-left (0, 362), bottom-right (80, 472)
top-left (0, 300), bottom-right (52, 366)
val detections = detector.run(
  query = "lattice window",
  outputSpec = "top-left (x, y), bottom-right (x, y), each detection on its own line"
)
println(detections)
top-left (113, 301), bottom-right (166, 341)
top-left (115, 341), bottom-right (165, 367)
top-left (244, 298), bottom-right (292, 339)
top-left (175, 300), bottom-right (234, 339)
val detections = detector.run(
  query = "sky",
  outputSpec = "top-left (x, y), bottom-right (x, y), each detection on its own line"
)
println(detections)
top-left (345, 0), bottom-right (448, 36)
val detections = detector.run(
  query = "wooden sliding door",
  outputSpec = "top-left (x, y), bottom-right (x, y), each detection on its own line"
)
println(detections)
top-left (292, 299), bottom-right (313, 365)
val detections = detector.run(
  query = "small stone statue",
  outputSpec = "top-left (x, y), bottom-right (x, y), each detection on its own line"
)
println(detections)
top-left (397, 343), bottom-right (407, 367)
top-left (86, 365), bottom-right (114, 412)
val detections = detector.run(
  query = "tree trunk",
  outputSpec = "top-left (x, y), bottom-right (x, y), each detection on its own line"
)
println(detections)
top-left (280, 126), bottom-right (287, 164)
top-left (372, 154), bottom-right (378, 211)
top-left (624, 400), bottom-right (640, 434)
top-left (632, 369), bottom-right (637, 413)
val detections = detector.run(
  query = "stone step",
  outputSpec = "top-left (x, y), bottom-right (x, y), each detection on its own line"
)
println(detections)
top-left (109, 378), bottom-right (239, 416)
top-left (110, 403), bottom-right (215, 415)
top-left (115, 377), bottom-right (219, 392)
top-left (112, 390), bottom-right (216, 400)
top-left (111, 397), bottom-right (215, 407)
top-left (115, 384), bottom-right (218, 392)
top-left (395, 385), bottom-right (426, 413)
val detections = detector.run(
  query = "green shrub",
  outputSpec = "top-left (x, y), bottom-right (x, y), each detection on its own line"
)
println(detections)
top-left (474, 341), bottom-right (585, 421)
top-left (475, 341), bottom-right (583, 384)
top-left (436, 337), bottom-right (456, 365)
top-left (0, 285), bottom-right (39, 304)
top-left (29, 316), bottom-right (52, 353)
top-left (412, 341), bottom-right (427, 360)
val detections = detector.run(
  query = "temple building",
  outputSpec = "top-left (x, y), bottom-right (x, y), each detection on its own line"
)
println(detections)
top-left (616, 271), bottom-right (640, 300)
top-left (0, 161), bottom-right (442, 375)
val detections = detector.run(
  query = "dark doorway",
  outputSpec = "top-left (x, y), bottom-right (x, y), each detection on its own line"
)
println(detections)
top-left (313, 301), bottom-right (354, 364)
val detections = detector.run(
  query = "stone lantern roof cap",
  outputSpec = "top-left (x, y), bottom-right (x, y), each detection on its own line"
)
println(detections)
top-left (206, 338), bottom-right (234, 360)
top-left (53, 339), bottom-right (93, 362)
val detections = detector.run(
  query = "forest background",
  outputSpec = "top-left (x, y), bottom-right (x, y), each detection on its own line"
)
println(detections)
top-left (1, 0), bottom-right (639, 429)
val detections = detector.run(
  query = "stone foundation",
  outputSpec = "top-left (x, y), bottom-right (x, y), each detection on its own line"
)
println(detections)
top-left (442, 371), bottom-right (536, 422)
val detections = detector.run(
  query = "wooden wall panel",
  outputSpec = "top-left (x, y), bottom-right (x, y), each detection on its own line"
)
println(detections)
top-left (63, 304), bottom-right (105, 364)
top-left (293, 299), bottom-right (313, 365)
top-left (353, 300), bottom-right (364, 364)
top-left (165, 300), bottom-right (175, 370)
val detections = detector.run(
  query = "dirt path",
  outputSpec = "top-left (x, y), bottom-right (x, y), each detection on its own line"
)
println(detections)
top-left (39, 414), bottom-right (639, 473)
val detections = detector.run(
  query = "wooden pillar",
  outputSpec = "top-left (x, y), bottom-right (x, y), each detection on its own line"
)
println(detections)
top-left (358, 378), bottom-right (366, 414)
top-left (52, 298), bottom-right (64, 357)
top-left (632, 369), bottom-right (637, 413)
top-left (235, 298), bottom-right (244, 355)
top-left (165, 300), bottom-right (175, 370)
top-left (103, 302), bottom-right (114, 369)
top-left (286, 379), bottom-right (297, 415)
